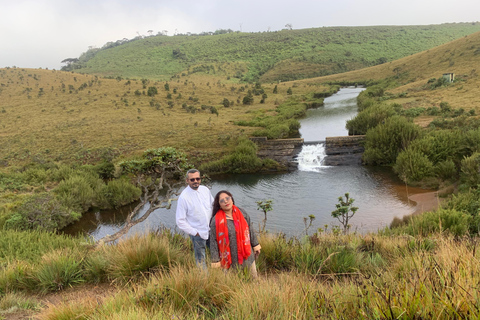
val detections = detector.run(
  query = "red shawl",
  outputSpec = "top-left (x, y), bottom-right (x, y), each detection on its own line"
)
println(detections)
top-left (215, 205), bottom-right (251, 269)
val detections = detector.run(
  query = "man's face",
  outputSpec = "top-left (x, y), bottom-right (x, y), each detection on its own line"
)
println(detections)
top-left (186, 171), bottom-right (201, 190)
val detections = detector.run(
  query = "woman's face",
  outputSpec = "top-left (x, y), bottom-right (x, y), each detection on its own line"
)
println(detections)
top-left (219, 193), bottom-right (233, 212)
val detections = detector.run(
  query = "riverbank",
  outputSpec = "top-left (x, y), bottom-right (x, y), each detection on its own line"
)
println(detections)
top-left (409, 191), bottom-right (441, 215)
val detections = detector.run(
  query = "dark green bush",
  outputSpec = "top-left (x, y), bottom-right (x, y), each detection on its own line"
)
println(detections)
top-left (434, 159), bottom-right (458, 181)
top-left (97, 178), bottom-right (141, 208)
top-left (346, 103), bottom-right (397, 135)
top-left (444, 188), bottom-right (480, 234)
top-left (394, 209), bottom-right (471, 237)
top-left (363, 116), bottom-right (421, 165)
top-left (5, 193), bottom-right (81, 232)
top-left (460, 152), bottom-right (480, 188)
top-left (201, 138), bottom-right (277, 174)
top-left (394, 148), bottom-right (434, 183)
top-left (54, 173), bottom-right (104, 212)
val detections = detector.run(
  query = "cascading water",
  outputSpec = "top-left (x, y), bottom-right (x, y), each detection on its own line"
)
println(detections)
top-left (296, 144), bottom-right (328, 172)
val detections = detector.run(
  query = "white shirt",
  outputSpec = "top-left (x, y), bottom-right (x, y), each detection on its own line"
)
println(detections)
top-left (175, 185), bottom-right (214, 240)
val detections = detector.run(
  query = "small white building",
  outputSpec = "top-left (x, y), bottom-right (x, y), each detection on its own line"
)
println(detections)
top-left (442, 73), bottom-right (455, 83)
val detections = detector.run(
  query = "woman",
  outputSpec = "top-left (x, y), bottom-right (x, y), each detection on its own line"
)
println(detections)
top-left (209, 190), bottom-right (261, 276)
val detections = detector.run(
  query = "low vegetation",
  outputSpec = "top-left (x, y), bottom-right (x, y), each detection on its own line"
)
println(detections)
top-left (2, 23), bottom-right (480, 319)
top-left (62, 23), bottom-right (480, 83)
top-left (1, 225), bottom-right (480, 319)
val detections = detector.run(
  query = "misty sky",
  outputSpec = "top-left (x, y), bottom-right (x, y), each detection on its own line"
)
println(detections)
top-left (1, 0), bottom-right (479, 70)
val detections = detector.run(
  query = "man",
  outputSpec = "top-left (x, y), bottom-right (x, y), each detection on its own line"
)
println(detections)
top-left (176, 168), bottom-right (214, 269)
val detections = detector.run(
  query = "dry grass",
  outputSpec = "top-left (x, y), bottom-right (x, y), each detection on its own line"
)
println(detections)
top-left (14, 233), bottom-right (479, 319)
top-left (0, 68), bottom-right (329, 166)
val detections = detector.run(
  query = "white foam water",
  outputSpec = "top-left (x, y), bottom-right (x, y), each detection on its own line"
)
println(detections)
top-left (296, 144), bottom-right (328, 172)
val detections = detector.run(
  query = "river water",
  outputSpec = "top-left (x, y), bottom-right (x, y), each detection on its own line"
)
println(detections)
top-left (63, 87), bottom-right (426, 239)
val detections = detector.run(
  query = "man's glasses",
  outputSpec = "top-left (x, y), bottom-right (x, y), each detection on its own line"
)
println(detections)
top-left (219, 196), bottom-right (232, 204)
top-left (189, 178), bottom-right (201, 182)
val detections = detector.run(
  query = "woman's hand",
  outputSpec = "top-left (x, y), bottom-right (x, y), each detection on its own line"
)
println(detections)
top-left (253, 244), bottom-right (261, 258)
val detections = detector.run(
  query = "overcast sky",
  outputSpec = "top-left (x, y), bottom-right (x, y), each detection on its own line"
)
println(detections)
top-left (1, 0), bottom-right (479, 70)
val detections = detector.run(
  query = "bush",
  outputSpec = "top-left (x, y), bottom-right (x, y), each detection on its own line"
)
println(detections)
top-left (96, 178), bottom-right (141, 208)
top-left (346, 103), bottom-right (397, 135)
top-left (394, 149), bottom-right (434, 183)
top-left (434, 159), bottom-right (457, 181)
top-left (395, 209), bottom-right (471, 237)
top-left (363, 116), bottom-right (421, 165)
top-left (444, 188), bottom-right (480, 234)
top-left (147, 86), bottom-right (158, 96)
top-left (460, 152), bottom-right (480, 188)
top-left (407, 130), bottom-right (467, 166)
top-left (201, 138), bottom-right (276, 174)
top-left (5, 193), bottom-right (81, 232)
top-left (54, 173), bottom-right (104, 212)
top-left (94, 161), bottom-right (115, 180)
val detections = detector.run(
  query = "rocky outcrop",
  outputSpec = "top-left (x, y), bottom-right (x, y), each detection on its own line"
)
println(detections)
top-left (324, 135), bottom-right (365, 166)
top-left (251, 137), bottom-right (304, 170)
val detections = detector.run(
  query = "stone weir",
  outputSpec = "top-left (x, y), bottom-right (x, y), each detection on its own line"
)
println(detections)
top-left (250, 137), bottom-right (304, 170)
top-left (251, 135), bottom-right (366, 168)
top-left (324, 135), bottom-right (366, 166)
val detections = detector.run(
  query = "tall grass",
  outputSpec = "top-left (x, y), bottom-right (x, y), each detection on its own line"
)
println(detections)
top-left (3, 230), bottom-right (479, 319)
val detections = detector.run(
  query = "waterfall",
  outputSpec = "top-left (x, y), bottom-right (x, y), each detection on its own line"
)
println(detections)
top-left (296, 143), bottom-right (328, 172)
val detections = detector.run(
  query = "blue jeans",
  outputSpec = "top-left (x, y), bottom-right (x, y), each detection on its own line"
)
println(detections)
top-left (190, 235), bottom-right (207, 269)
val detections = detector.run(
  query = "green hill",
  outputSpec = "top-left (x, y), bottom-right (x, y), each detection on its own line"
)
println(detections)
top-left (63, 23), bottom-right (480, 82)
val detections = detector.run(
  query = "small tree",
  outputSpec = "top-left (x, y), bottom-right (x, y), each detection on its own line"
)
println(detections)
top-left (147, 86), bottom-right (158, 97)
top-left (287, 87), bottom-right (293, 95)
top-left (95, 147), bottom-right (191, 246)
top-left (331, 193), bottom-right (358, 234)
top-left (256, 199), bottom-right (273, 232)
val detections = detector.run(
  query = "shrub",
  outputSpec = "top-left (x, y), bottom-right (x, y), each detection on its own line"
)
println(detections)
top-left (363, 116), bottom-right (421, 165)
top-left (54, 173), bottom-right (104, 212)
top-left (94, 161), bottom-right (115, 180)
top-left (407, 130), bottom-right (467, 166)
top-left (394, 149), bottom-right (434, 183)
top-left (444, 188), bottom-right (480, 234)
top-left (460, 152), bottom-right (480, 188)
top-left (396, 209), bottom-right (471, 237)
top-left (5, 193), bottom-right (81, 232)
top-left (147, 86), bottom-right (158, 96)
top-left (96, 178), bottom-right (141, 208)
top-left (434, 159), bottom-right (457, 181)
top-left (201, 138), bottom-right (266, 174)
top-left (346, 103), bottom-right (397, 135)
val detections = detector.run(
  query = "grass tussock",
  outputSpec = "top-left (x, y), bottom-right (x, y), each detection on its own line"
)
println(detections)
top-left (2, 230), bottom-right (478, 319)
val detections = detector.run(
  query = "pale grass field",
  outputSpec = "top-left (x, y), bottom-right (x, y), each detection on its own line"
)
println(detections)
top-left (0, 67), bottom-right (329, 166)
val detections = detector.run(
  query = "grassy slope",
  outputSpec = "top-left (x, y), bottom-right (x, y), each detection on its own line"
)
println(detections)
top-left (297, 31), bottom-right (480, 120)
top-left (2, 30), bottom-right (480, 166)
top-left (68, 23), bottom-right (480, 82)
top-left (0, 68), bottom-right (329, 166)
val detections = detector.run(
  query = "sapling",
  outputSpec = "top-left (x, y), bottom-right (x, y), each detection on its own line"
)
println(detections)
top-left (256, 199), bottom-right (273, 232)
top-left (331, 193), bottom-right (358, 234)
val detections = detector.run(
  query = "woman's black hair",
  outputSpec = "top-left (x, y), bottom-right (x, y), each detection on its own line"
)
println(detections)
top-left (212, 190), bottom-right (235, 219)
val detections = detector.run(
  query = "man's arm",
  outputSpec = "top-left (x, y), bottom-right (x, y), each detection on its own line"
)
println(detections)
top-left (175, 197), bottom-right (197, 236)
